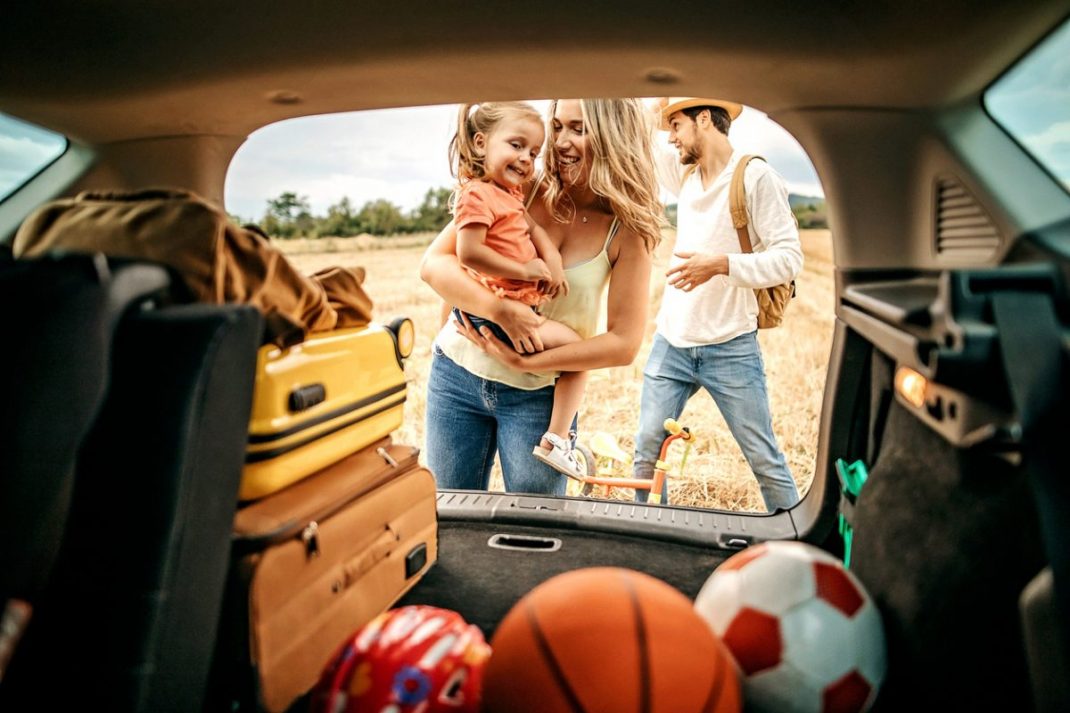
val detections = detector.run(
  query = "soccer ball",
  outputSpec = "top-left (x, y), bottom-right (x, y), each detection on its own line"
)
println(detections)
top-left (694, 541), bottom-right (886, 713)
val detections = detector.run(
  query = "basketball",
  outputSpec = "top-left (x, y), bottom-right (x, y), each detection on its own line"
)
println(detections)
top-left (482, 567), bottom-right (740, 713)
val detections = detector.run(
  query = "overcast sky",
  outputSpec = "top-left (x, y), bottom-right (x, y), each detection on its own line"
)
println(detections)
top-left (223, 102), bottom-right (827, 223)
top-left (0, 113), bottom-right (67, 201)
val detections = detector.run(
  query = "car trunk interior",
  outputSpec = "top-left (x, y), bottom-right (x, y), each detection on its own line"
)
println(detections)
top-left (4, 1), bottom-right (1070, 710)
top-left (399, 520), bottom-right (733, 638)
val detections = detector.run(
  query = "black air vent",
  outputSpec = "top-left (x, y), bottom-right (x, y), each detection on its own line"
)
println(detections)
top-left (935, 177), bottom-right (1000, 261)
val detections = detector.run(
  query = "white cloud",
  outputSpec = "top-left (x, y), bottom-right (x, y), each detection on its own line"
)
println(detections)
top-left (226, 105), bottom-right (460, 220)
top-left (731, 107), bottom-right (824, 197)
top-left (0, 134), bottom-right (66, 196)
top-left (1025, 119), bottom-right (1070, 152)
top-left (0, 134), bottom-right (62, 167)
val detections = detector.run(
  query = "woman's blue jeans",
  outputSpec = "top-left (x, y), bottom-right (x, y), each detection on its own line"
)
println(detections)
top-left (632, 332), bottom-right (800, 512)
top-left (425, 346), bottom-right (567, 495)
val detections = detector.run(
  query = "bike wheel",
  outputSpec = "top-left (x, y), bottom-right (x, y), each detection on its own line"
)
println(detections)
top-left (565, 442), bottom-right (597, 497)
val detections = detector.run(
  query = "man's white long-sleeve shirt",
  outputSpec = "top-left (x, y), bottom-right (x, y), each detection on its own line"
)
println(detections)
top-left (654, 145), bottom-right (803, 347)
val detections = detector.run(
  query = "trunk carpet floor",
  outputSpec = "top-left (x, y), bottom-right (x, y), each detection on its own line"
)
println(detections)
top-left (398, 521), bottom-right (732, 638)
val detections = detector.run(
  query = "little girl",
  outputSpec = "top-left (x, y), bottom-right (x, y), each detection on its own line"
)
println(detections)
top-left (448, 101), bottom-right (587, 480)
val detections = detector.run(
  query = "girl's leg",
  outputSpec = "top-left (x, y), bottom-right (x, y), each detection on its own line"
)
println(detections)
top-left (546, 371), bottom-right (587, 440)
top-left (536, 318), bottom-right (581, 349)
top-left (425, 347), bottom-right (498, 490)
top-left (534, 318), bottom-right (586, 447)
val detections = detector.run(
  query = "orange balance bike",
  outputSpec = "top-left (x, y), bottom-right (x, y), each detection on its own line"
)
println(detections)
top-left (566, 418), bottom-right (694, 504)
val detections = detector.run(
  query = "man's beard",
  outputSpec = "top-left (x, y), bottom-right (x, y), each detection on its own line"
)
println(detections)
top-left (679, 145), bottom-right (700, 165)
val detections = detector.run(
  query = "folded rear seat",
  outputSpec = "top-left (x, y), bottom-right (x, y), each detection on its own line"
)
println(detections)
top-left (4, 189), bottom-right (436, 712)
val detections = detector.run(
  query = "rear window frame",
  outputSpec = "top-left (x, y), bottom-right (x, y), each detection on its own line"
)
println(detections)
top-left (0, 112), bottom-right (70, 205)
top-left (982, 16), bottom-right (1070, 197)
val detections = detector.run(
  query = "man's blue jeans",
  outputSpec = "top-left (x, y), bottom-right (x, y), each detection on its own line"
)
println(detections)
top-left (425, 345), bottom-right (566, 495)
top-left (633, 331), bottom-right (800, 512)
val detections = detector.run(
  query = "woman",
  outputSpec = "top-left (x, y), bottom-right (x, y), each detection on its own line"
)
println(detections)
top-left (420, 98), bottom-right (663, 495)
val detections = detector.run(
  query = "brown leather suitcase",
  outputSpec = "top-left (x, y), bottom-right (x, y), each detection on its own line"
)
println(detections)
top-left (214, 438), bottom-right (437, 712)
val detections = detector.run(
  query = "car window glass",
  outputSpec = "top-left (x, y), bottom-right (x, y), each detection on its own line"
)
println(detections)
top-left (985, 18), bottom-right (1070, 193)
top-left (0, 113), bottom-right (68, 202)
top-left (225, 102), bottom-right (828, 514)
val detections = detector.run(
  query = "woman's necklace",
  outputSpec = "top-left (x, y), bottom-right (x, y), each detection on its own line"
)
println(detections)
top-left (570, 191), bottom-right (601, 225)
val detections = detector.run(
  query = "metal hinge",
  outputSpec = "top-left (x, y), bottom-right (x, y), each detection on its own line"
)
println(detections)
top-left (301, 521), bottom-right (321, 559)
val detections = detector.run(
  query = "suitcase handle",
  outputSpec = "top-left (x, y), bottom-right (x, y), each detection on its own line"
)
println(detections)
top-left (340, 523), bottom-right (400, 589)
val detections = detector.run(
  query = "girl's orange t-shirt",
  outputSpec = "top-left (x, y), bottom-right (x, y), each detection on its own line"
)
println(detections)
top-left (454, 181), bottom-right (545, 306)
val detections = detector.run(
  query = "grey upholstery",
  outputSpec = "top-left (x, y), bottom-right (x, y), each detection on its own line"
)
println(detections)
top-left (0, 254), bottom-right (168, 603)
top-left (2, 290), bottom-right (262, 711)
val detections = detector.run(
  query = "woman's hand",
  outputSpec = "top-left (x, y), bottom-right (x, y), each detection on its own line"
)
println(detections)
top-left (421, 221), bottom-right (542, 353)
top-left (490, 298), bottom-right (546, 353)
top-left (455, 312), bottom-right (529, 369)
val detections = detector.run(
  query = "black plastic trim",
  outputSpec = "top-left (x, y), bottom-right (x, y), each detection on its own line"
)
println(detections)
top-left (435, 490), bottom-right (797, 549)
top-left (839, 304), bottom-right (928, 374)
top-left (486, 533), bottom-right (563, 552)
top-left (386, 316), bottom-right (412, 367)
top-left (842, 278), bottom-right (938, 327)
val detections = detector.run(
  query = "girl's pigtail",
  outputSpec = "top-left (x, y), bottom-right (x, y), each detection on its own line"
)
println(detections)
top-left (450, 103), bottom-right (481, 182)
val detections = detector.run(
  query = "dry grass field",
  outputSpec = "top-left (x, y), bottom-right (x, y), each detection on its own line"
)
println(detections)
top-left (280, 229), bottom-right (834, 513)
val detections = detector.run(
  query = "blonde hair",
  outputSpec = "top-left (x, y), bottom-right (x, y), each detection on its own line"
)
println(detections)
top-left (449, 102), bottom-right (543, 183)
top-left (542, 98), bottom-right (664, 253)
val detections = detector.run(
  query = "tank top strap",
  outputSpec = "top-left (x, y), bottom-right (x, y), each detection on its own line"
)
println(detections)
top-left (602, 217), bottom-right (620, 253)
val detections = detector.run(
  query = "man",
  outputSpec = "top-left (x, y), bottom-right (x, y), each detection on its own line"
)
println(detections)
top-left (634, 97), bottom-right (802, 512)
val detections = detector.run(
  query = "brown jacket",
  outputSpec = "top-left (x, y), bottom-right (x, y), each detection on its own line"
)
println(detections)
top-left (14, 189), bottom-right (372, 343)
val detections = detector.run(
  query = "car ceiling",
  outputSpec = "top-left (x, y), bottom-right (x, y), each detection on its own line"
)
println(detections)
top-left (2, 0), bottom-right (1068, 145)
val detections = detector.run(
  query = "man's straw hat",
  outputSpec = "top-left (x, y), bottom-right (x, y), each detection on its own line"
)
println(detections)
top-left (660, 98), bottom-right (743, 130)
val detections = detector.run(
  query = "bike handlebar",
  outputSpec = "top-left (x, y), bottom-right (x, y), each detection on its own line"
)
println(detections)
top-left (663, 418), bottom-right (693, 441)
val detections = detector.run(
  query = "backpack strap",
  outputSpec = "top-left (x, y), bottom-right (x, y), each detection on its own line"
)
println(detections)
top-left (730, 154), bottom-right (764, 253)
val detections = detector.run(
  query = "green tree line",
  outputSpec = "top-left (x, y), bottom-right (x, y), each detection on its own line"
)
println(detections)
top-left (257, 187), bottom-right (825, 239)
top-left (664, 197), bottom-right (827, 229)
top-left (258, 187), bottom-right (453, 239)
top-left (792, 201), bottom-right (828, 229)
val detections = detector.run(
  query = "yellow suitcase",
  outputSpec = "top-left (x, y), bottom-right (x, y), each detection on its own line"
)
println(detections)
top-left (240, 319), bottom-right (414, 501)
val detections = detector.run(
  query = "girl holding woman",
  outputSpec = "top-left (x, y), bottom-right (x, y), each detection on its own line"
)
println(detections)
top-left (420, 98), bottom-right (663, 495)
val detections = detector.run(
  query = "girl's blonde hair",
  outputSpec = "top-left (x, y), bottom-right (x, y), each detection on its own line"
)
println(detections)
top-left (449, 102), bottom-right (543, 183)
top-left (542, 98), bottom-right (664, 253)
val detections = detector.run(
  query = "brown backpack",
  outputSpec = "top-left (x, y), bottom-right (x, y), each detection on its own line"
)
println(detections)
top-left (684, 155), bottom-right (797, 328)
top-left (729, 155), bottom-right (796, 329)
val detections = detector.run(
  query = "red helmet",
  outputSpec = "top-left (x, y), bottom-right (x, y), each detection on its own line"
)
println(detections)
top-left (311, 606), bottom-right (491, 713)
